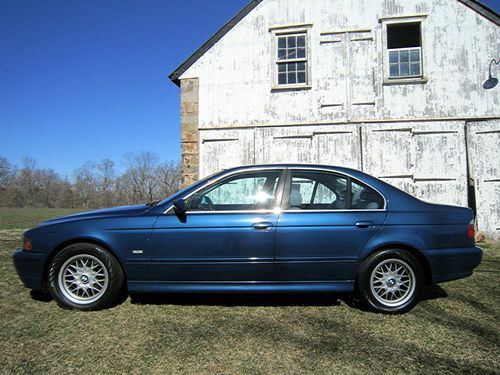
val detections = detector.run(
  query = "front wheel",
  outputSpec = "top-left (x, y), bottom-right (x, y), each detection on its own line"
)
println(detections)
top-left (356, 249), bottom-right (424, 314)
top-left (48, 243), bottom-right (124, 311)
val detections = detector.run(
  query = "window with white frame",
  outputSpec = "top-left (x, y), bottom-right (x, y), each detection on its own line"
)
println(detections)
top-left (386, 22), bottom-right (422, 79)
top-left (276, 33), bottom-right (308, 86)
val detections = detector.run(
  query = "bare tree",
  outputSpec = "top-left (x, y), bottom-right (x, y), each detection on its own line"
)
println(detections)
top-left (157, 161), bottom-right (182, 199)
top-left (123, 152), bottom-right (160, 203)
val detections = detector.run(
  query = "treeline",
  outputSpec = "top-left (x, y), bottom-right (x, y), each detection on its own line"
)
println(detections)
top-left (0, 152), bottom-right (181, 209)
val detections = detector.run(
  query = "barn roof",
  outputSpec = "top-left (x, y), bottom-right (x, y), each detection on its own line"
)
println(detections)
top-left (168, 0), bottom-right (500, 86)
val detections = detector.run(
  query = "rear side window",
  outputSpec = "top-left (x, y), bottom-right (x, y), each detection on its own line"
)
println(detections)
top-left (286, 170), bottom-right (384, 210)
top-left (351, 181), bottom-right (384, 209)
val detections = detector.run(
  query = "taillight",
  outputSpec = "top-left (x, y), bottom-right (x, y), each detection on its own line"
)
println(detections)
top-left (23, 237), bottom-right (32, 251)
top-left (468, 220), bottom-right (475, 240)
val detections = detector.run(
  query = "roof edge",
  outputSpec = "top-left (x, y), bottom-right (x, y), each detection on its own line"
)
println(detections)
top-left (169, 0), bottom-right (264, 86)
top-left (457, 0), bottom-right (500, 26)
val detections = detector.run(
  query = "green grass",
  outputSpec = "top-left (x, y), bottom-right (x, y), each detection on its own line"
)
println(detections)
top-left (0, 207), bottom-right (82, 230)
top-left (0, 208), bottom-right (498, 374)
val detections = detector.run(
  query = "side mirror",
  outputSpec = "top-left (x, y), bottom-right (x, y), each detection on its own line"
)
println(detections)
top-left (173, 199), bottom-right (187, 223)
top-left (173, 199), bottom-right (187, 214)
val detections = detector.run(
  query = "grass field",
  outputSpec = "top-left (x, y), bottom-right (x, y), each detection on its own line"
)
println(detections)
top-left (0, 207), bottom-right (498, 374)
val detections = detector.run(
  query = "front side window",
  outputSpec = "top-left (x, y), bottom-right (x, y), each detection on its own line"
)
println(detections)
top-left (188, 171), bottom-right (281, 211)
top-left (276, 33), bottom-right (308, 86)
top-left (387, 22), bottom-right (422, 79)
top-left (286, 171), bottom-right (384, 210)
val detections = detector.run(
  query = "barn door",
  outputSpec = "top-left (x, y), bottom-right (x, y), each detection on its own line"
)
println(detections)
top-left (199, 129), bottom-right (255, 177)
top-left (362, 122), bottom-right (467, 207)
top-left (349, 31), bottom-right (377, 121)
top-left (318, 29), bottom-right (377, 122)
top-left (256, 127), bottom-right (315, 164)
top-left (467, 120), bottom-right (500, 239)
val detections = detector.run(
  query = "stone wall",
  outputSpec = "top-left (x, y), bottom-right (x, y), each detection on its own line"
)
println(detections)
top-left (180, 78), bottom-right (199, 187)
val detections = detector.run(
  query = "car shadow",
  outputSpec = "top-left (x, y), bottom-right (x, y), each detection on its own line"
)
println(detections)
top-left (130, 284), bottom-right (447, 309)
top-left (130, 292), bottom-right (343, 307)
top-left (29, 290), bottom-right (53, 302)
top-left (422, 284), bottom-right (448, 301)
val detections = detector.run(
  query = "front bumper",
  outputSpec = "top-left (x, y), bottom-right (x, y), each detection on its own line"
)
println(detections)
top-left (12, 249), bottom-right (48, 290)
top-left (423, 246), bottom-right (483, 283)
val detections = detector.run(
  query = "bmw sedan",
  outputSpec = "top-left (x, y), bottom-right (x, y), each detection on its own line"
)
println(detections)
top-left (13, 165), bottom-right (482, 313)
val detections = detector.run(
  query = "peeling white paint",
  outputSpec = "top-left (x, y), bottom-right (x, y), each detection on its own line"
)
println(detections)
top-left (181, 0), bottom-right (500, 238)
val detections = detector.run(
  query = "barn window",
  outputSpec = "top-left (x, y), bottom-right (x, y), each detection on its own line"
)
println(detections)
top-left (386, 23), bottom-right (423, 79)
top-left (270, 24), bottom-right (312, 90)
top-left (276, 33), bottom-right (308, 85)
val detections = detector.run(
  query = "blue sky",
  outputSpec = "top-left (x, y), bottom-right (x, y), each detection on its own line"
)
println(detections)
top-left (0, 0), bottom-right (499, 178)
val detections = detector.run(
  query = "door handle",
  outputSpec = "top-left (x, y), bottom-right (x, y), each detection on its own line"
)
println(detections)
top-left (252, 222), bottom-right (273, 231)
top-left (355, 221), bottom-right (373, 229)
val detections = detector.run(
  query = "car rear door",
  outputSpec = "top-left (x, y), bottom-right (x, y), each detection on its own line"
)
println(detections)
top-left (274, 168), bottom-right (387, 282)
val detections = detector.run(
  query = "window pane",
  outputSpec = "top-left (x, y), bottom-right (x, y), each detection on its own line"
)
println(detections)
top-left (297, 35), bottom-right (306, 47)
top-left (189, 172), bottom-right (281, 211)
top-left (278, 37), bottom-right (286, 49)
top-left (287, 62), bottom-right (296, 72)
top-left (389, 51), bottom-right (399, 64)
top-left (297, 62), bottom-right (306, 71)
top-left (400, 51), bottom-right (409, 63)
top-left (287, 49), bottom-right (296, 59)
top-left (410, 63), bottom-right (421, 76)
top-left (297, 72), bottom-right (306, 83)
top-left (288, 72), bottom-right (297, 84)
top-left (278, 49), bottom-right (287, 60)
top-left (297, 48), bottom-right (306, 58)
top-left (278, 73), bottom-right (287, 84)
top-left (389, 64), bottom-right (399, 77)
top-left (278, 64), bottom-right (286, 73)
top-left (410, 49), bottom-right (420, 62)
top-left (289, 171), bottom-right (348, 210)
top-left (288, 36), bottom-right (296, 48)
top-left (351, 181), bottom-right (383, 209)
top-left (400, 62), bottom-right (410, 76)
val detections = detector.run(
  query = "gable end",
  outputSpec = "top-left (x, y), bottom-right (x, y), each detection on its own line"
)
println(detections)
top-left (168, 0), bottom-right (264, 86)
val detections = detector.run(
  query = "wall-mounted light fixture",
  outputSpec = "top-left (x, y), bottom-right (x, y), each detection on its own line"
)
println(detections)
top-left (483, 59), bottom-right (500, 89)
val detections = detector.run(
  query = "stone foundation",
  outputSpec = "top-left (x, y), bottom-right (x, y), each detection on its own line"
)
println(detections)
top-left (180, 78), bottom-right (199, 187)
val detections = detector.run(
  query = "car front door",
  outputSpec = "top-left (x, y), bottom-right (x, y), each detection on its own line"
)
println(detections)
top-left (275, 169), bottom-right (387, 284)
top-left (146, 169), bottom-right (284, 283)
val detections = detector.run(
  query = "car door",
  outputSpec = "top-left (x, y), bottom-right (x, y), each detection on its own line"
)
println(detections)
top-left (147, 169), bottom-right (285, 282)
top-left (274, 168), bottom-right (387, 282)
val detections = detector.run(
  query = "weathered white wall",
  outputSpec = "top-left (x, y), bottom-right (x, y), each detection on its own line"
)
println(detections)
top-left (200, 121), bottom-right (468, 207)
top-left (181, 0), bottom-right (500, 127)
top-left (180, 0), bottom-right (500, 238)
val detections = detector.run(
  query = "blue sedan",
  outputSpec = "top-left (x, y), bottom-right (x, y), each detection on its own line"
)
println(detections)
top-left (13, 165), bottom-right (482, 313)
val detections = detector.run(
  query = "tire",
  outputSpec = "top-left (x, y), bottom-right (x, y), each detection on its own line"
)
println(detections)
top-left (48, 243), bottom-right (125, 311)
top-left (356, 249), bottom-right (424, 314)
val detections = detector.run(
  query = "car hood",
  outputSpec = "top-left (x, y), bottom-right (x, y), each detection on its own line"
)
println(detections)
top-left (37, 204), bottom-right (151, 227)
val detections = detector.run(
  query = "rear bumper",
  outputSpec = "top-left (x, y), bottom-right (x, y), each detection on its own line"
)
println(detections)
top-left (423, 246), bottom-right (483, 283)
top-left (12, 249), bottom-right (47, 290)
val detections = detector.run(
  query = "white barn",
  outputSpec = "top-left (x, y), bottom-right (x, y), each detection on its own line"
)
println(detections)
top-left (169, 0), bottom-right (500, 239)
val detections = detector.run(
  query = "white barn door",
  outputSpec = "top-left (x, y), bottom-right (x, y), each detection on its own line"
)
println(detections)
top-left (467, 120), bottom-right (500, 239)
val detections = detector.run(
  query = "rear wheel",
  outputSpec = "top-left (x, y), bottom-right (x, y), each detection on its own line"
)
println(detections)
top-left (48, 243), bottom-right (124, 311)
top-left (357, 249), bottom-right (424, 314)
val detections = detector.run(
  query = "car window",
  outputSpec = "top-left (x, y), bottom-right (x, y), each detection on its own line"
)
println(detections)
top-left (188, 171), bottom-right (281, 211)
top-left (351, 181), bottom-right (384, 209)
top-left (288, 171), bottom-right (348, 210)
top-left (287, 170), bottom-right (384, 210)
